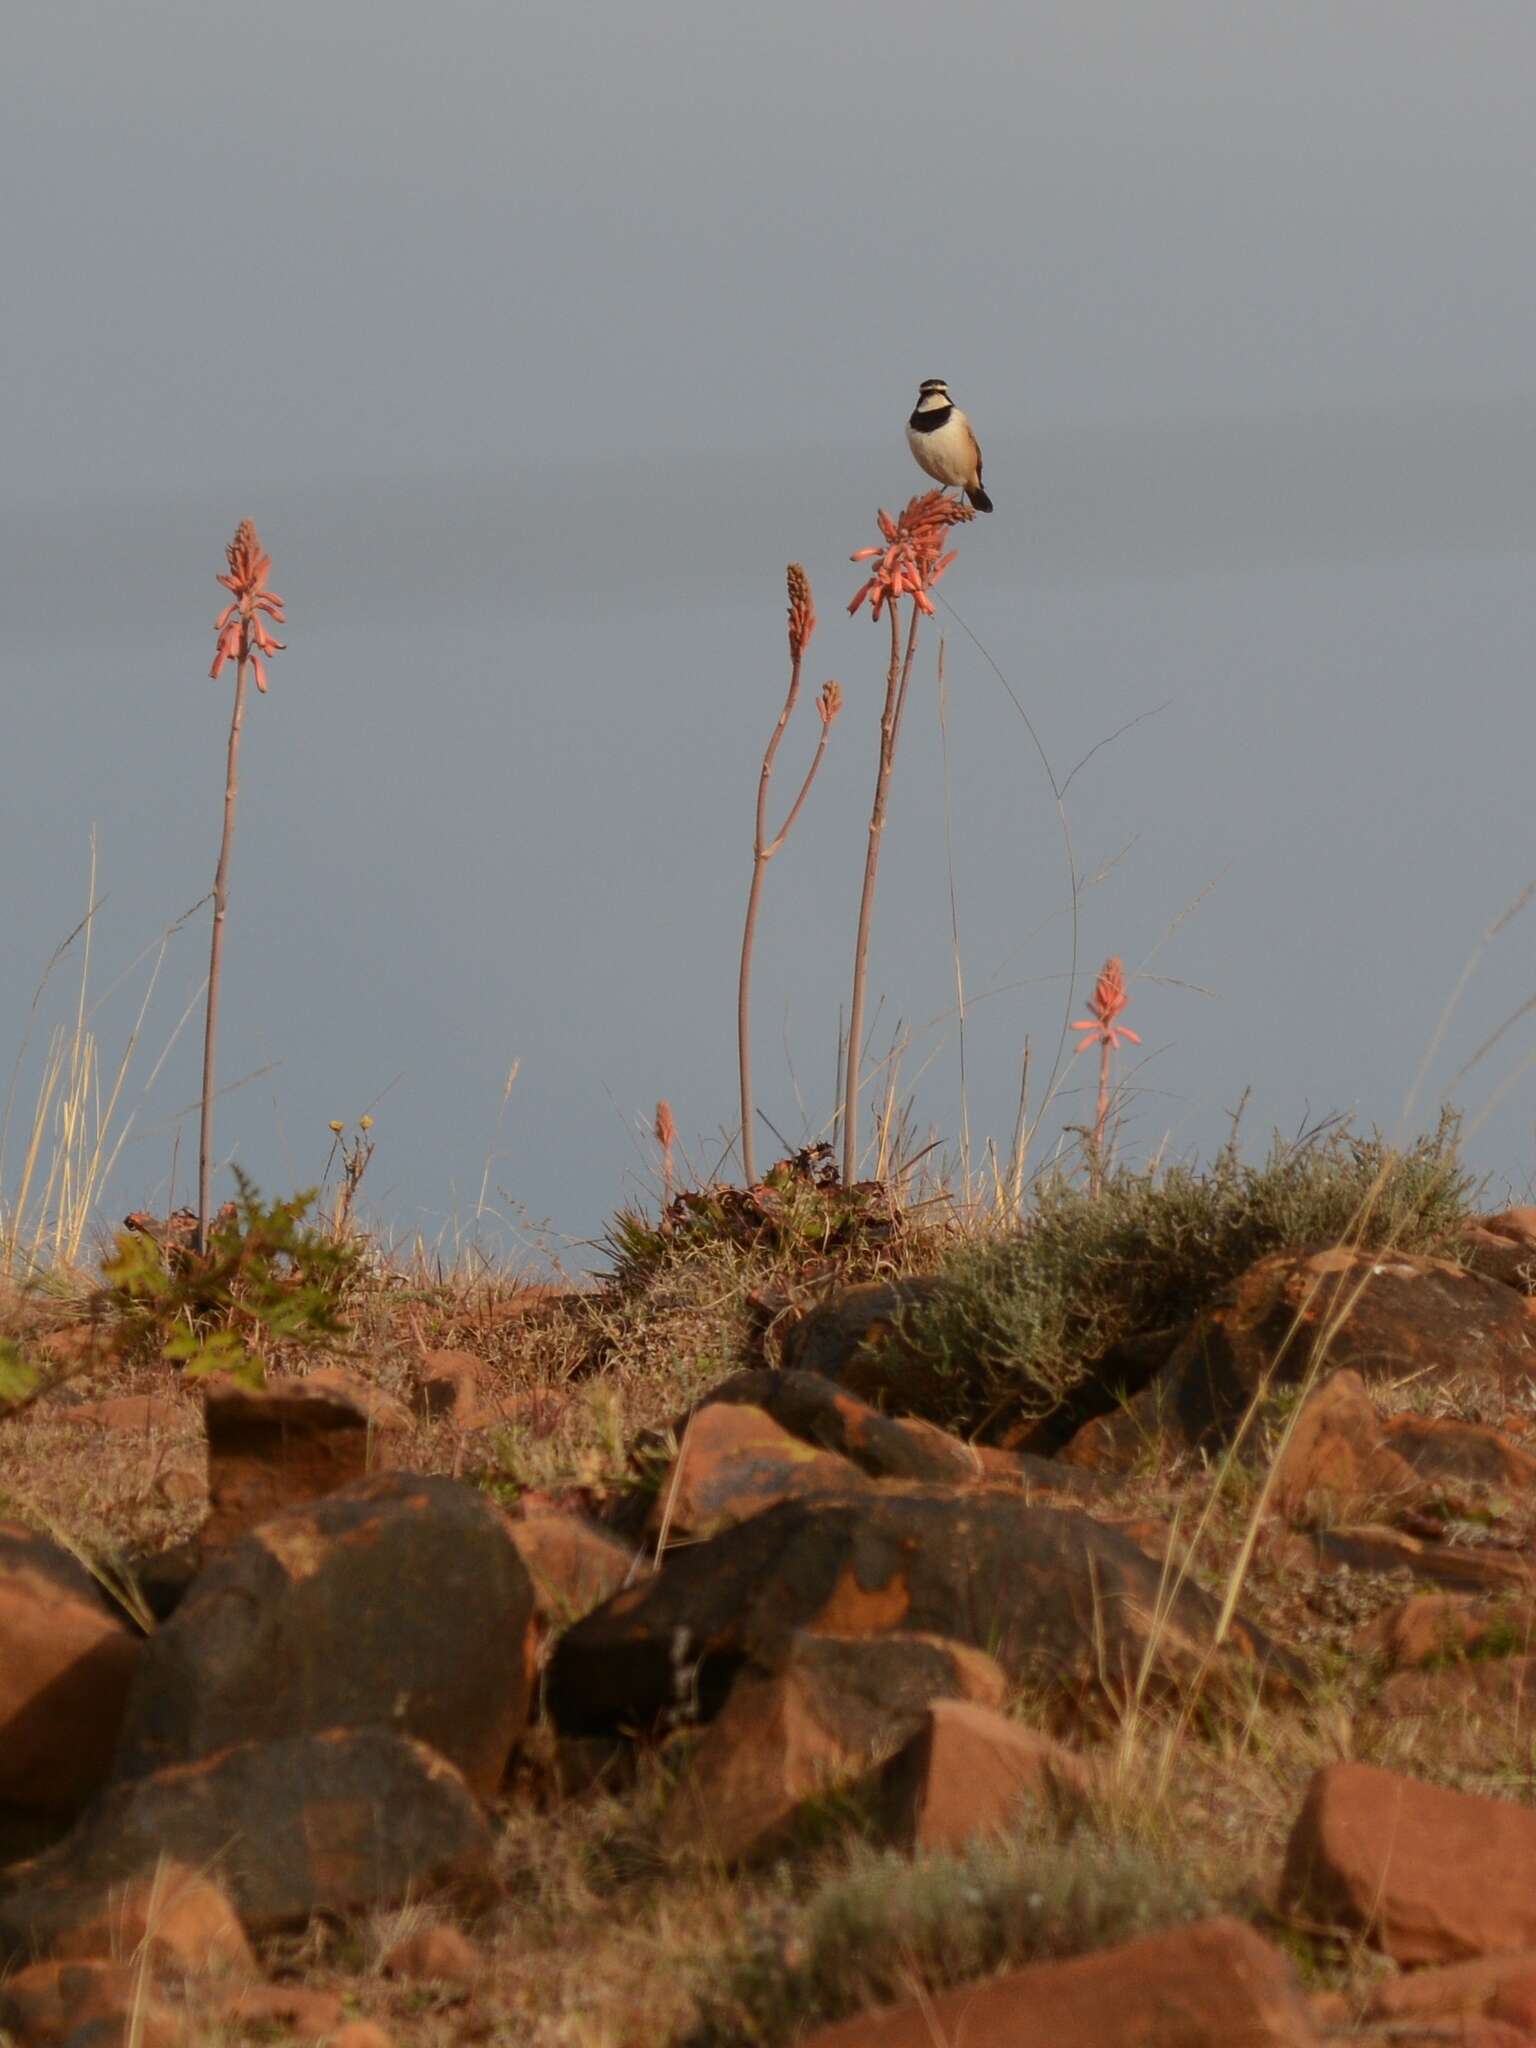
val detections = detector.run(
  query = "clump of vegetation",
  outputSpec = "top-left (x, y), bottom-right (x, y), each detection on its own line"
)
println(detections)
top-left (903, 1114), bottom-right (1476, 1433)
top-left (687, 1824), bottom-right (1225, 2046)
top-left (101, 1168), bottom-right (361, 1385)
top-left (604, 1144), bottom-right (921, 1296)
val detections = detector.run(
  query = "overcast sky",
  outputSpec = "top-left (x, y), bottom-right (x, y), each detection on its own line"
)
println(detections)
top-left (5, 1), bottom-right (1535, 1269)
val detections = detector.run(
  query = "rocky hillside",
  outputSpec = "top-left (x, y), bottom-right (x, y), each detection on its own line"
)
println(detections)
top-left (2, 1146), bottom-right (1536, 2045)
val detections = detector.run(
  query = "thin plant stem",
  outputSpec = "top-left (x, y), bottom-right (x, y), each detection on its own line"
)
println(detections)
top-left (198, 655), bottom-right (248, 1252)
top-left (737, 578), bottom-right (837, 1186)
top-left (1092, 1034), bottom-right (1112, 1195)
top-left (842, 597), bottom-right (922, 1186)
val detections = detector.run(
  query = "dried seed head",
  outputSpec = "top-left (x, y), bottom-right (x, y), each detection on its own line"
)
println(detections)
top-left (786, 564), bottom-right (817, 659)
top-left (817, 680), bottom-right (844, 726)
top-left (655, 1100), bottom-right (676, 1151)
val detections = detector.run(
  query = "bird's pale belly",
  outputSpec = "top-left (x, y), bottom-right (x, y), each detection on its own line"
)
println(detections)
top-left (906, 418), bottom-right (972, 489)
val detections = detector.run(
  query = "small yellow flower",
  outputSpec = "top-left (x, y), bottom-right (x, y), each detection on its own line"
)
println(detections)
top-left (359, 1114), bottom-right (374, 1131)
top-left (328, 1120), bottom-right (345, 1134)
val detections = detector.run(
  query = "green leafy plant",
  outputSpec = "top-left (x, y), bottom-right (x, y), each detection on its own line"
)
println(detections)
top-left (101, 1169), bottom-right (359, 1387)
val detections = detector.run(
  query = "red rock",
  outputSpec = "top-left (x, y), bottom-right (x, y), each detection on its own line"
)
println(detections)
top-left (116, 1472), bottom-right (536, 1799)
top-left (1490, 1968), bottom-right (1536, 2030)
top-left (679, 1369), bottom-right (1111, 1499)
top-left (1280, 1762), bottom-right (1536, 1963)
top-left (779, 1279), bottom-right (949, 1413)
top-left (796, 1915), bottom-right (1318, 2046)
top-left (876, 1699), bottom-right (1089, 1853)
top-left (202, 1375), bottom-right (377, 1550)
top-left (330, 2026), bottom-right (398, 2048)
top-left (43, 1861), bottom-right (253, 1977)
top-left (299, 1366), bottom-right (413, 1436)
top-left (1366, 1950), bottom-right (1536, 2021)
top-left (412, 1349), bottom-right (494, 1428)
top-left (661, 1632), bottom-right (1006, 1865)
top-left (1358, 1594), bottom-right (1536, 1669)
top-left (1062, 1250), bottom-right (1536, 1473)
top-left (548, 1492), bottom-right (1303, 1737)
top-left (1272, 1371), bottom-right (1409, 1522)
top-left (0, 1522), bottom-right (140, 1812)
top-left (1282, 1524), bottom-right (1536, 1597)
top-left (1273, 1372), bottom-right (1536, 1525)
top-left (1462, 1209), bottom-right (1536, 1294)
top-left (504, 1510), bottom-right (635, 1629)
top-left (0, 1957), bottom-right (184, 2045)
top-left (381, 1923), bottom-right (482, 1983)
top-left (0, 1729), bottom-right (495, 1942)
top-left (646, 1403), bottom-right (870, 1541)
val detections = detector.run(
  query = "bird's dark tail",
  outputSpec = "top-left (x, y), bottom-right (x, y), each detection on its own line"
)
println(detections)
top-left (967, 483), bottom-right (994, 513)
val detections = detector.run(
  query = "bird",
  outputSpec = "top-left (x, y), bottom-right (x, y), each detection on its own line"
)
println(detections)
top-left (905, 379), bottom-right (993, 512)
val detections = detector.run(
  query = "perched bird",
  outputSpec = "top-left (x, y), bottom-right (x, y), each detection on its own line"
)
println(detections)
top-left (905, 379), bottom-right (993, 512)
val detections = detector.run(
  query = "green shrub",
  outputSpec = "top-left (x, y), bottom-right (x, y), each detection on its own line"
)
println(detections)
top-left (687, 1825), bottom-right (1223, 2045)
top-left (902, 1113), bottom-right (1475, 1433)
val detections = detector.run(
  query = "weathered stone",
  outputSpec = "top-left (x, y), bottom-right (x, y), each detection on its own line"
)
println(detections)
top-left (691, 1369), bottom-right (1112, 1499)
top-left (875, 1699), bottom-right (1090, 1854)
top-left (0, 1957), bottom-right (184, 2047)
top-left (412, 1349), bottom-right (495, 1428)
top-left (201, 1375), bottom-right (376, 1550)
top-left (546, 1491), bottom-right (1302, 1736)
top-left (1358, 1593), bottom-right (1536, 1669)
top-left (1061, 1250), bottom-right (1536, 1473)
top-left (0, 1523), bottom-right (140, 1813)
top-left (1366, 1949), bottom-right (1536, 2023)
top-left (796, 1915), bottom-right (1319, 2047)
top-left (0, 1729), bottom-right (494, 1944)
top-left (1280, 1762), bottom-right (1536, 1962)
top-left (1462, 1208), bottom-right (1536, 1294)
top-left (114, 1472), bottom-right (537, 1799)
top-left (660, 1632), bottom-right (1006, 1864)
top-left (779, 1279), bottom-right (949, 1412)
top-left (1282, 1524), bottom-right (1535, 1597)
top-left (39, 1861), bottom-right (253, 1977)
top-left (299, 1367), bottom-right (413, 1437)
top-left (647, 1403), bottom-right (871, 1541)
top-left (381, 1923), bottom-right (482, 1984)
top-left (504, 1509), bottom-right (636, 1630)
top-left (1273, 1371), bottom-right (1536, 1524)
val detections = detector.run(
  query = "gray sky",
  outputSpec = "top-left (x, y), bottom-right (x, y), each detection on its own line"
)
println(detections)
top-left (5, 0), bottom-right (1536, 1267)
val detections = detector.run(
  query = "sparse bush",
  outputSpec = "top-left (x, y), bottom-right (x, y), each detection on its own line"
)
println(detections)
top-left (603, 1144), bottom-right (916, 1296)
top-left (687, 1824), bottom-right (1224, 2045)
top-left (902, 1113), bottom-right (1476, 1432)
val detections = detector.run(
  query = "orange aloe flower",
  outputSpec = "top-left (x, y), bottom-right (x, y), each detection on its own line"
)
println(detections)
top-left (1072, 956), bottom-right (1142, 1054)
top-left (848, 489), bottom-right (974, 622)
top-left (210, 519), bottom-right (286, 693)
